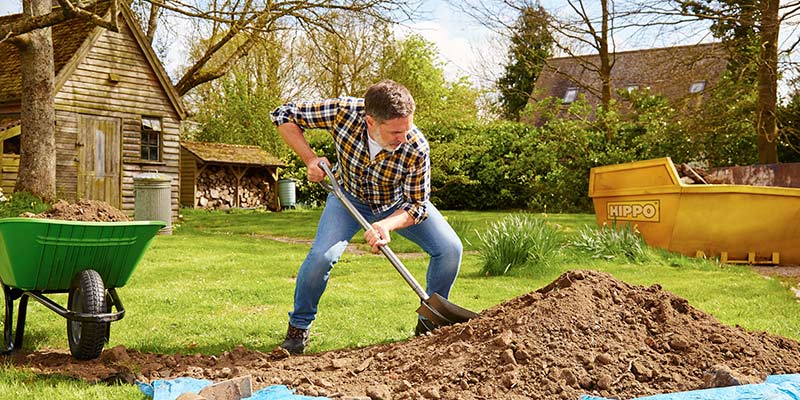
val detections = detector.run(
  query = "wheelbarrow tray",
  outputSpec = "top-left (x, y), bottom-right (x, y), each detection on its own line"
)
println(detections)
top-left (0, 218), bottom-right (165, 291)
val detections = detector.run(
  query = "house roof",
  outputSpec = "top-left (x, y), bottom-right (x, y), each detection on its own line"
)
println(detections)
top-left (181, 141), bottom-right (285, 167)
top-left (0, 1), bottom-right (186, 119)
top-left (532, 43), bottom-right (728, 105)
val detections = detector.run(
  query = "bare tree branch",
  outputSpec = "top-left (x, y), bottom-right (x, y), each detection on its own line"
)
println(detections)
top-left (0, 0), bottom-right (118, 42)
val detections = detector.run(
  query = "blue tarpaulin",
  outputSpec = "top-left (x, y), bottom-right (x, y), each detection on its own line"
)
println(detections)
top-left (580, 374), bottom-right (800, 400)
top-left (137, 377), bottom-right (328, 400)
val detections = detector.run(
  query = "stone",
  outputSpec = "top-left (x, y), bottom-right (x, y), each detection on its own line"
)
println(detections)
top-left (702, 365), bottom-right (763, 388)
top-left (366, 384), bottom-right (392, 400)
top-left (197, 375), bottom-right (252, 400)
top-left (501, 349), bottom-right (517, 365)
top-left (494, 330), bottom-right (514, 347)
top-left (176, 393), bottom-right (207, 400)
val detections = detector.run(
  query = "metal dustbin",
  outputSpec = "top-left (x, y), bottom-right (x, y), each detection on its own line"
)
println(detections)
top-left (134, 172), bottom-right (172, 235)
top-left (278, 178), bottom-right (296, 209)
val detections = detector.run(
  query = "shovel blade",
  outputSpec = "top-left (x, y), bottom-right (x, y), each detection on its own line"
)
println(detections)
top-left (416, 292), bottom-right (479, 327)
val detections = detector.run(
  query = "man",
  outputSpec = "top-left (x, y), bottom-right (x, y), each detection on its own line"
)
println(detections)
top-left (270, 80), bottom-right (463, 354)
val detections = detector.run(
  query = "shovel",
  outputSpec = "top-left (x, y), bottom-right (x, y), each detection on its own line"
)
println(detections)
top-left (318, 161), bottom-right (479, 328)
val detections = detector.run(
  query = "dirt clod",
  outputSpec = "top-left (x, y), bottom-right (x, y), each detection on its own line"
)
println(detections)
top-left (5, 269), bottom-right (800, 399)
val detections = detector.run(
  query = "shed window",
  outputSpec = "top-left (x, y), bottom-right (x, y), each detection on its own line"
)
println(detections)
top-left (141, 116), bottom-right (161, 161)
top-left (689, 81), bottom-right (706, 94)
top-left (563, 87), bottom-right (578, 103)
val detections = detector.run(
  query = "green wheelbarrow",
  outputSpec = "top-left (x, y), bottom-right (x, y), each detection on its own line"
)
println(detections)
top-left (0, 217), bottom-right (164, 360)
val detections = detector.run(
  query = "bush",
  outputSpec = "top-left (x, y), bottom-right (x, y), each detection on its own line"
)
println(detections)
top-left (476, 214), bottom-right (563, 276)
top-left (569, 222), bottom-right (650, 263)
top-left (0, 191), bottom-right (51, 218)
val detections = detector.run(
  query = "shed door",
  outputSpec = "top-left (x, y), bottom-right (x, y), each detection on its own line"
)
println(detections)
top-left (78, 115), bottom-right (121, 207)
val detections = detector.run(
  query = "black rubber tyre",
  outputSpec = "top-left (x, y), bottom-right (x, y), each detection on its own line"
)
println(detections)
top-left (67, 269), bottom-right (108, 360)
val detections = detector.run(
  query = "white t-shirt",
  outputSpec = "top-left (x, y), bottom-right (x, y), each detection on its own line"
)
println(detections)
top-left (367, 133), bottom-right (383, 161)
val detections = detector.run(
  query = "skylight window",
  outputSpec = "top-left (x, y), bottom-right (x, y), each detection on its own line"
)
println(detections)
top-left (689, 81), bottom-right (706, 94)
top-left (563, 87), bottom-right (578, 103)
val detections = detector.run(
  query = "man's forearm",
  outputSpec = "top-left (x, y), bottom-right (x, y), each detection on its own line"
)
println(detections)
top-left (277, 123), bottom-right (316, 165)
top-left (378, 209), bottom-right (416, 231)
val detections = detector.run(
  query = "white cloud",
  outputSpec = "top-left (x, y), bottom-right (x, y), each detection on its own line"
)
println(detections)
top-left (396, 1), bottom-right (504, 87)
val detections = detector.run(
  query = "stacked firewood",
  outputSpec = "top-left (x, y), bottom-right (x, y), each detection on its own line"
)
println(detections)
top-left (195, 166), bottom-right (274, 209)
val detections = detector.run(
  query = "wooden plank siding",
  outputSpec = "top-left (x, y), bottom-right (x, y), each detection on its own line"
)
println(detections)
top-left (1, 154), bottom-right (19, 194)
top-left (53, 21), bottom-right (181, 221)
top-left (179, 147), bottom-right (198, 206)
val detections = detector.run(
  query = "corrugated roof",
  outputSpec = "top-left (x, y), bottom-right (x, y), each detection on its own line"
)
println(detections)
top-left (0, 1), bottom-right (111, 103)
top-left (181, 141), bottom-right (285, 167)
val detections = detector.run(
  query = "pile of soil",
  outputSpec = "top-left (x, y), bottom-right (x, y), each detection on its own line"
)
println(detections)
top-left (7, 270), bottom-right (800, 399)
top-left (29, 199), bottom-right (130, 222)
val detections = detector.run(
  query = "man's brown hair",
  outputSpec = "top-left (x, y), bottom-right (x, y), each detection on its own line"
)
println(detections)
top-left (364, 80), bottom-right (416, 122)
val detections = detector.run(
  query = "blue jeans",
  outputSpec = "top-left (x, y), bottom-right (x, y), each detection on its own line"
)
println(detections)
top-left (288, 191), bottom-right (462, 329)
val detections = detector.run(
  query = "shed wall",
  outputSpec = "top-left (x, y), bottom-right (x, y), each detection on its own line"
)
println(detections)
top-left (53, 22), bottom-right (181, 221)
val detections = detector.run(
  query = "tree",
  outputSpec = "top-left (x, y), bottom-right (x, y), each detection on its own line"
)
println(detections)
top-left (13, 0), bottom-right (56, 200)
top-left (189, 32), bottom-right (290, 157)
top-left (380, 34), bottom-right (480, 137)
top-left (456, 0), bottom-right (621, 138)
top-left (496, 4), bottom-right (553, 121)
top-left (0, 0), bottom-right (118, 39)
top-left (128, 0), bottom-right (419, 96)
top-left (638, 0), bottom-right (800, 163)
top-left (755, 0), bottom-right (780, 163)
top-left (5, 0), bottom-right (117, 201)
top-left (297, 11), bottom-right (395, 98)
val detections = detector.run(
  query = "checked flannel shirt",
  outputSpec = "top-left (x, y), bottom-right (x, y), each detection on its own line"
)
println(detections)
top-left (271, 97), bottom-right (430, 224)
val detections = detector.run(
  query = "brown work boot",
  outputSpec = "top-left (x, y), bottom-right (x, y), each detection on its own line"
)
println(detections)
top-left (280, 324), bottom-right (310, 354)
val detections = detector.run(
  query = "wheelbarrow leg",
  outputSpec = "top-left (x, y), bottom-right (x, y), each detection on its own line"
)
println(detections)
top-left (1, 284), bottom-right (29, 356)
top-left (14, 295), bottom-right (29, 352)
top-left (2, 284), bottom-right (13, 354)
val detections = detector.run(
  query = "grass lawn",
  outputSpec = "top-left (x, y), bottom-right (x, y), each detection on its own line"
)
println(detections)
top-left (2, 207), bottom-right (800, 399)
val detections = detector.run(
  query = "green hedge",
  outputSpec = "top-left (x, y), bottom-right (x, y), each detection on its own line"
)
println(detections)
top-left (280, 91), bottom-right (760, 212)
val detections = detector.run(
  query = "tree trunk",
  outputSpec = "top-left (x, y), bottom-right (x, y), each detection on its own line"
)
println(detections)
top-left (598, 0), bottom-right (613, 140)
top-left (756, 0), bottom-right (779, 164)
top-left (14, 0), bottom-right (56, 201)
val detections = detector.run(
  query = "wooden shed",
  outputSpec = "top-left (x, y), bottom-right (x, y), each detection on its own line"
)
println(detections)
top-left (0, 1), bottom-right (185, 222)
top-left (180, 141), bottom-right (285, 211)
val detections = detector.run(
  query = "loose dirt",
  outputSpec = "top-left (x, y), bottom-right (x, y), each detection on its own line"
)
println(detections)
top-left (6, 270), bottom-right (800, 400)
top-left (27, 199), bottom-right (131, 222)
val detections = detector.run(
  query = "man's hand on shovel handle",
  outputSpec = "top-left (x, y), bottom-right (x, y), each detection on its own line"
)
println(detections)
top-left (366, 223), bottom-right (391, 253)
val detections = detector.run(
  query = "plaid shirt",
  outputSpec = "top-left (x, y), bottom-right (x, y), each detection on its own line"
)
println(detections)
top-left (271, 97), bottom-right (430, 223)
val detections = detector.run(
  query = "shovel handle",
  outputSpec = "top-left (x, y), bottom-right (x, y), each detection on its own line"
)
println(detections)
top-left (318, 161), bottom-right (430, 302)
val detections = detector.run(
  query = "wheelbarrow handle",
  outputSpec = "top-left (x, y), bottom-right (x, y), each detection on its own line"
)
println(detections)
top-left (318, 161), bottom-right (431, 302)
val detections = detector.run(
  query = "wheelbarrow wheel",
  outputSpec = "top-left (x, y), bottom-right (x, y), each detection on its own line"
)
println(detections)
top-left (67, 269), bottom-right (108, 360)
